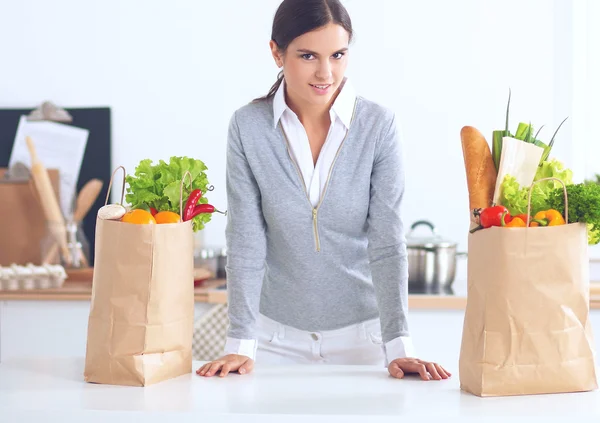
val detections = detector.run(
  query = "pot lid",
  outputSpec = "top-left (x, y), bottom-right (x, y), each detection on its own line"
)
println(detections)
top-left (406, 220), bottom-right (456, 248)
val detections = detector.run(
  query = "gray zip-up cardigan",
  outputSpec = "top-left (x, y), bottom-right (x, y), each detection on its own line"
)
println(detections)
top-left (225, 96), bottom-right (410, 345)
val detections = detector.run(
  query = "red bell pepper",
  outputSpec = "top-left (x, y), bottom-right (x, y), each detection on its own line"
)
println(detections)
top-left (479, 205), bottom-right (510, 228)
top-left (470, 205), bottom-right (511, 233)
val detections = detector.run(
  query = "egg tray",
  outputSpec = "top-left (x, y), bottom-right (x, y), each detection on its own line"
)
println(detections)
top-left (0, 263), bottom-right (67, 290)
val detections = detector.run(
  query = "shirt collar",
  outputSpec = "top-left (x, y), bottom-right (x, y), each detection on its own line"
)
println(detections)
top-left (272, 77), bottom-right (356, 129)
top-left (330, 78), bottom-right (356, 130)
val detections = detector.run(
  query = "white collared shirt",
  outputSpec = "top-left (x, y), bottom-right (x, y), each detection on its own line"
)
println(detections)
top-left (273, 78), bottom-right (356, 207)
top-left (224, 77), bottom-right (415, 366)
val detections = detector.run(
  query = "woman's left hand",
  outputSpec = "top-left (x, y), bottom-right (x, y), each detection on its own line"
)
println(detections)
top-left (388, 357), bottom-right (451, 380)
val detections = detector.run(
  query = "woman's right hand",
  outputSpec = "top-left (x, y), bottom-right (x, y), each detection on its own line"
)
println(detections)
top-left (196, 354), bottom-right (254, 377)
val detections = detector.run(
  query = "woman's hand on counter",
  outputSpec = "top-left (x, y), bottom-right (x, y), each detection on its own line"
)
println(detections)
top-left (196, 354), bottom-right (254, 377)
top-left (387, 358), bottom-right (451, 381)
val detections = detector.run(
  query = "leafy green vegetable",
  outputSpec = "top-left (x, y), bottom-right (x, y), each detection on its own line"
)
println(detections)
top-left (499, 159), bottom-right (574, 215)
top-left (125, 156), bottom-right (213, 231)
top-left (515, 122), bottom-right (531, 141)
top-left (492, 89), bottom-right (512, 171)
top-left (546, 183), bottom-right (600, 245)
top-left (587, 223), bottom-right (600, 245)
top-left (492, 130), bottom-right (505, 172)
top-left (500, 175), bottom-right (548, 215)
top-left (534, 159), bottom-right (574, 192)
top-left (542, 117), bottom-right (569, 163)
top-left (492, 89), bottom-right (567, 169)
top-left (585, 174), bottom-right (600, 185)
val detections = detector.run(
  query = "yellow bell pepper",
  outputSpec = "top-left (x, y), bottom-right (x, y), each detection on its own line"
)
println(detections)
top-left (532, 209), bottom-right (565, 226)
top-left (506, 217), bottom-right (526, 227)
top-left (500, 211), bottom-right (527, 228)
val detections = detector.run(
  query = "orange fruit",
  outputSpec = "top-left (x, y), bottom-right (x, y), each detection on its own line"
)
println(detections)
top-left (154, 211), bottom-right (181, 224)
top-left (121, 209), bottom-right (156, 224)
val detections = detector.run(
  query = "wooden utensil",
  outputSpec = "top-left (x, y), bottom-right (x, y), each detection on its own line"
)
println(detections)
top-left (43, 179), bottom-right (103, 267)
top-left (25, 136), bottom-right (72, 266)
top-left (73, 179), bottom-right (103, 222)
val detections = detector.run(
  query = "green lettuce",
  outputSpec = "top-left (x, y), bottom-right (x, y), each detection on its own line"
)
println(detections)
top-left (500, 175), bottom-right (548, 216)
top-left (125, 156), bottom-right (213, 231)
top-left (588, 223), bottom-right (600, 245)
top-left (546, 183), bottom-right (600, 245)
top-left (499, 159), bottom-right (574, 216)
top-left (499, 163), bottom-right (600, 245)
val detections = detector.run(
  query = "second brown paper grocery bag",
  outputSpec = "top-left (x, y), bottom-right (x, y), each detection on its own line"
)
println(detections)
top-left (459, 178), bottom-right (598, 396)
top-left (84, 167), bottom-right (194, 386)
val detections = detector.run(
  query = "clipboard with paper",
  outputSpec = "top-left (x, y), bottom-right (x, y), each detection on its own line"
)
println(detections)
top-left (9, 104), bottom-right (89, 218)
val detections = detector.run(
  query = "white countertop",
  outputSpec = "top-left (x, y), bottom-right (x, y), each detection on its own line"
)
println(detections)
top-left (0, 357), bottom-right (599, 422)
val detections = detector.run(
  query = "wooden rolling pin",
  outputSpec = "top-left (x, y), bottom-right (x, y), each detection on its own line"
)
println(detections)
top-left (25, 136), bottom-right (72, 266)
top-left (42, 179), bottom-right (103, 267)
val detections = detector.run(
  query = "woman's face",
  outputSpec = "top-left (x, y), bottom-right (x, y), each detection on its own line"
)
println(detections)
top-left (270, 23), bottom-right (350, 108)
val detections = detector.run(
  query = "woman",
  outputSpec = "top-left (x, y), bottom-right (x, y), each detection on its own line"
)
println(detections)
top-left (197, 0), bottom-right (450, 381)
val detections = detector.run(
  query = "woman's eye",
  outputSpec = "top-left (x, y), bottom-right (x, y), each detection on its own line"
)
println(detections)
top-left (301, 54), bottom-right (314, 60)
top-left (332, 52), bottom-right (345, 59)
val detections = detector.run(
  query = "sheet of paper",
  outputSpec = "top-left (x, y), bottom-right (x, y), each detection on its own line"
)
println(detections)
top-left (492, 136), bottom-right (544, 205)
top-left (9, 115), bottom-right (89, 218)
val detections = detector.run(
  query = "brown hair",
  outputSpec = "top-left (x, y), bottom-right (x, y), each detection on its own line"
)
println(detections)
top-left (253, 0), bottom-right (354, 102)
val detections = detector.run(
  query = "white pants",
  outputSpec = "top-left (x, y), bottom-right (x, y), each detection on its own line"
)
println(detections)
top-left (255, 313), bottom-right (385, 365)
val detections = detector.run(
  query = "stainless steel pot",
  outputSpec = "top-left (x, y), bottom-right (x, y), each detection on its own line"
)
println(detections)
top-left (406, 220), bottom-right (466, 289)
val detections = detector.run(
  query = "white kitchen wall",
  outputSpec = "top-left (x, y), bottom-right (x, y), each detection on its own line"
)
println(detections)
top-left (1, 0), bottom-right (597, 263)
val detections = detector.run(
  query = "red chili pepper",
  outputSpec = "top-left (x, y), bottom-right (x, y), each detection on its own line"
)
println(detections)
top-left (183, 189), bottom-right (203, 221)
top-left (188, 203), bottom-right (227, 220)
top-left (149, 207), bottom-right (158, 216)
top-left (479, 205), bottom-right (509, 228)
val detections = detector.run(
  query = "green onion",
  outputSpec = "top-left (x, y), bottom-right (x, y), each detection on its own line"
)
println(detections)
top-left (493, 89), bottom-right (512, 171)
top-left (534, 125), bottom-right (545, 140)
top-left (515, 122), bottom-right (531, 141)
top-left (542, 117), bottom-right (568, 161)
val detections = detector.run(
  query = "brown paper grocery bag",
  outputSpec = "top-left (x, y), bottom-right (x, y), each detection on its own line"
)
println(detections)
top-left (459, 178), bottom-right (598, 396)
top-left (84, 167), bottom-right (194, 386)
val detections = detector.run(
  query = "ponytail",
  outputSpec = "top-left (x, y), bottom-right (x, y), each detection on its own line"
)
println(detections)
top-left (253, 70), bottom-right (284, 103)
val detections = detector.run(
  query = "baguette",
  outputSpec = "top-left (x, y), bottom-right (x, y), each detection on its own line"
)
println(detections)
top-left (460, 126), bottom-right (497, 212)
